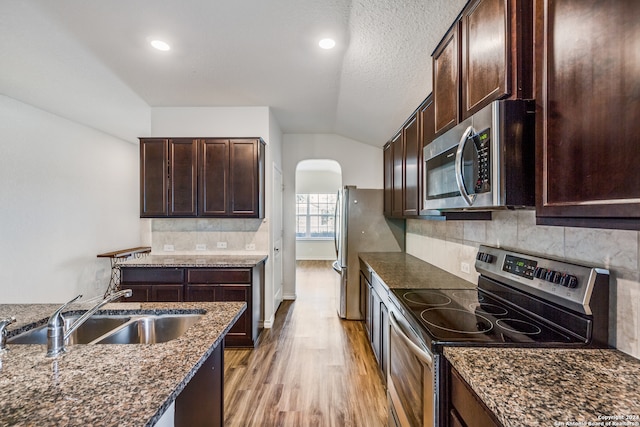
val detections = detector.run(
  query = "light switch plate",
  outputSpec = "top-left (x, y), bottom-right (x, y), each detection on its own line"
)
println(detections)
top-left (196, 244), bottom-right (207, 251)
top-left (216, 241), bottom-right (227, 249)
top-left (163, 244), bottom-right (175, 252)
top-left (245, 243), bottom-right (256, 251)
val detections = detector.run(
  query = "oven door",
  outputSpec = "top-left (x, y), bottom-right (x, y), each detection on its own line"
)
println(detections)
top-left (388, 311), bottom-right (434, 427)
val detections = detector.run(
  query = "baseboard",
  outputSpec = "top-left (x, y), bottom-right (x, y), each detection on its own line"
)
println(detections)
top-left (295, 256), bottom-right (335, 261)
top-left (283, 293), bottom-right (296, 300)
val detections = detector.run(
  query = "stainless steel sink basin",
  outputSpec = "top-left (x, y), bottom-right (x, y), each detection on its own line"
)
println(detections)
top-left (96, 314), bottom-right (202, 344)
top-left (8, 313), bottom-right (202, 345)
top-left (8, 315), bottom-right (132, 345)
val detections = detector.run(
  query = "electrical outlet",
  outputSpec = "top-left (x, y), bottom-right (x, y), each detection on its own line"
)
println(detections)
top-left (460, 262), bottom-right (470, 274)
top-left (163, 244), bottom-right (175, 252)
top-left (216, 241), bottom-right (227, 249)
top-left (245, 243), bottom-right (256, 251)
top-left (195, 244), bottom-right (207, 251)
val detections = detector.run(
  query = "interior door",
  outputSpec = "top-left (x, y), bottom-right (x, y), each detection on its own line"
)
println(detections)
top-left (272, 164), bottom-right (284, 310)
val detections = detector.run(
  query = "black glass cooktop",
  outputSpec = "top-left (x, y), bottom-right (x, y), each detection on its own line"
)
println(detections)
top-left (390, 288), bottom-right (582, 349)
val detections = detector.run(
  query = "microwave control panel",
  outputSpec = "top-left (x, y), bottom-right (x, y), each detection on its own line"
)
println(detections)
top-left (472, 127), bottom-right (491, 194)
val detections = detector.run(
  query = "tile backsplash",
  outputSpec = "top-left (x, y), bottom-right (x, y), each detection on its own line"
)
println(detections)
top-left (145, 218), bottom-right (269, 255)
top-left (406, 210), bottom-right (640, 359)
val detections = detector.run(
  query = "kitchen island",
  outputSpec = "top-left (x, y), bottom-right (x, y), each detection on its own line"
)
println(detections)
top-left (0, 301), bottom-right (245, 427)
top-left (445, 347), bottom-right (640, 427)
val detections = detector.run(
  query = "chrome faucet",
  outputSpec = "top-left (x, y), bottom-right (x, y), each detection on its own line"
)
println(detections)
top-left (46, 289), bottom-right (132, 357)
top-left (0, 317), bottom-right (17, 353)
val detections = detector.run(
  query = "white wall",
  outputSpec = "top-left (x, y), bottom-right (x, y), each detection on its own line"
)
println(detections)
top-left (282, 133), bottom-right (383, 298)
top-left (406, 211), bottom-right (640, 360)
top-left (0, 96), bottom-right (142, 303)
top-left (0, 2), bottom-right (150, 143)
top-left (149, 106), bottom-right (284, 327)
top-left (295, 168), bottom-right (342, 260)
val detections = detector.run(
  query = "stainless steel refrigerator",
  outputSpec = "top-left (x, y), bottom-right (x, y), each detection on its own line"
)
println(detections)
top-left (332, 186), bottom-right (405, 319)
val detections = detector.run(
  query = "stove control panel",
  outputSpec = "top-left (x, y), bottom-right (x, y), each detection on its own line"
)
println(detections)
top-left (475, 245), bottom-right (609, 316)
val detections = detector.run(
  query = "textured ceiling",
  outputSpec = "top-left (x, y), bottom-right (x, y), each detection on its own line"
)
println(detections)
top-left (1, 0), bottom-right (467, 147)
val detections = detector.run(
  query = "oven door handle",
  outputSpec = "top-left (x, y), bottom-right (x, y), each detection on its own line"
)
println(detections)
top-left (389, 312), bottom-right (433, 366)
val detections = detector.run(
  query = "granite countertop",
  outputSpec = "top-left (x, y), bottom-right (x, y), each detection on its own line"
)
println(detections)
top-left (118, 253), bottom-right (268, 268)
top-left (0, 301), bottom-right (245, 427)
top-left (445, 347), bottom-right (640, 427)
top-left (359, 252), bottom-right (475, 290)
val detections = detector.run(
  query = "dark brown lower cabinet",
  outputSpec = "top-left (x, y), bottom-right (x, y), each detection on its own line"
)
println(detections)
top-left (120, 263), bottom-right (263, 347)
top-left (449, 367), bottom-right (502, 427)
top-left (175, 342), bottom-right (223, 427)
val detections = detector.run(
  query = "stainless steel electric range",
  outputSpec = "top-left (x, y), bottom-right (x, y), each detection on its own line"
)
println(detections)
top-left (386, 245), bottom-right (610, 427)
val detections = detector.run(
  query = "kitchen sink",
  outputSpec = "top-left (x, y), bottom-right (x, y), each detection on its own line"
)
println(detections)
top-left (95, 314), bottom-right (202, 344)
top-left (8, 313), bottom-right (202, 345)
top-left (8, 315), bottom-right (132, 345)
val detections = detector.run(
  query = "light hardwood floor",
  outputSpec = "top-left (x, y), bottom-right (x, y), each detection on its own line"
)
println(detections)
top-left (224, 261), bottom-right (388, 426)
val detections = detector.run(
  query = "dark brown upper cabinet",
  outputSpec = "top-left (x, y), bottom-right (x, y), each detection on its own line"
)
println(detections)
top-left (140, 138), bottom-right (168, 217)
top-left (403, 112), bottom-right (420, 217)
top-left (433, 23), bottom-right (460, 136)
top-left (433, 0), bottom-right (533, 136)
top-left (383, 142), bottom-right (393, 217)
top-left (418, 95), bottom-right (435, 215)
top-left (391, 132), bottom-right (404, 218)
top-left (169, 139), bottom-right (198, 216)
top-left (229, 139), bottom-right (265, 217)
top-left (535, 0), bottom-right (640, 230)
top-left (383, 95), bottom-right (433, 219)
top-left (140, 137), bottom-right (265, 219)
top-left (140, 138), bottom-right (197, 217)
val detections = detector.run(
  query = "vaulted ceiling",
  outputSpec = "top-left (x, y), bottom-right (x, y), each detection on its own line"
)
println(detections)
top-left (1, 0), bottom-right (466, 147)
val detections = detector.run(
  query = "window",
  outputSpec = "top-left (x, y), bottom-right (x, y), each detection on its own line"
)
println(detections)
top-left (296, 193), bottom-right (337, 239)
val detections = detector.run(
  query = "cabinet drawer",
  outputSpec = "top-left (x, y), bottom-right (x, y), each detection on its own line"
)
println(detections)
top-left (121, 267), bottom-right (184, 283)
top-left (187, 268), bottom-right (251, 284)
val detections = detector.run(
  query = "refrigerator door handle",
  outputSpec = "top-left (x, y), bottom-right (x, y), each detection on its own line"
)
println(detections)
top-left (332, 260), bottom-right (342, 274)
top-left (333, 190), bottom-right (340, 257)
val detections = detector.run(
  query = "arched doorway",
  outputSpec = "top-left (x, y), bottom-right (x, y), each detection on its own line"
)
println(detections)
top-left (294, 159), bottom-right (342, 261)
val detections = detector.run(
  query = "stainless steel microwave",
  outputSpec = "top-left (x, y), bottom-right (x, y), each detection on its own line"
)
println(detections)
top-left (423, 99), bottom-right (535, 211)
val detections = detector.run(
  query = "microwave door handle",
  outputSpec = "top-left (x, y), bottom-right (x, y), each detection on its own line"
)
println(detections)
top-left (455, 126), bottom-right (476, 206)
top-left (389, 312), bottom-right (433, 366)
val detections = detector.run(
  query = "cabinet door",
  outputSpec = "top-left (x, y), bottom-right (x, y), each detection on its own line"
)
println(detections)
top-left (535, 0), bottom-right (640, 229)
top-left (185, 284), bottom-right (217, 302)
top-left (403, 113), bottom-right (420, 216)
top-left (371, 289), bottom-right (382, 364)
top-left (450, 368), bottom-right (502, 427)
top-left (461, 0), bottom-right (509, 119)
top-left (200, 139), bottom-right (229, 216)
top-left (168, 139), bottom-right (198, 216)
top-left (383, 143), bottom-right (393, 217)
top-left (217, 285), bottom-right (252, 346)
top-left (140, 139), bottom-right (168, 217)
top-left (391, 132), bottom-right (404, 218)
top-left (175, 343), bottom-right (223, 427)
top-left (418, 95), bottom-right (434, 215)
top-left (152, 284), bottom-right (184, 302)
top-left (367, 284), bottom-right (374, 344)
top-left (433, 23), bottom-right (460, 136)
top-left (229, 139), bottom-right (263, 217)
top-left (379, 300), bottom-right (389, 382)
top-left (125, 284), bottom-right (152, 302)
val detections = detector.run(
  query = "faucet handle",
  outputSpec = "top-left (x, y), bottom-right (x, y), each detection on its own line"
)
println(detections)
top-left (46, 295), bottom-right (82, 357)
top-left (0, 316), bottom-right (17, 352)
top-left (48, 295), bottom-right (83, 327)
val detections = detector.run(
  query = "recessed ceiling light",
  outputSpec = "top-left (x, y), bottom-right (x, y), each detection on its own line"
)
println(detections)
top-left (318, 38), bottom-right (336, 49)
top-left (150, 40), bottom-right (171, 51)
